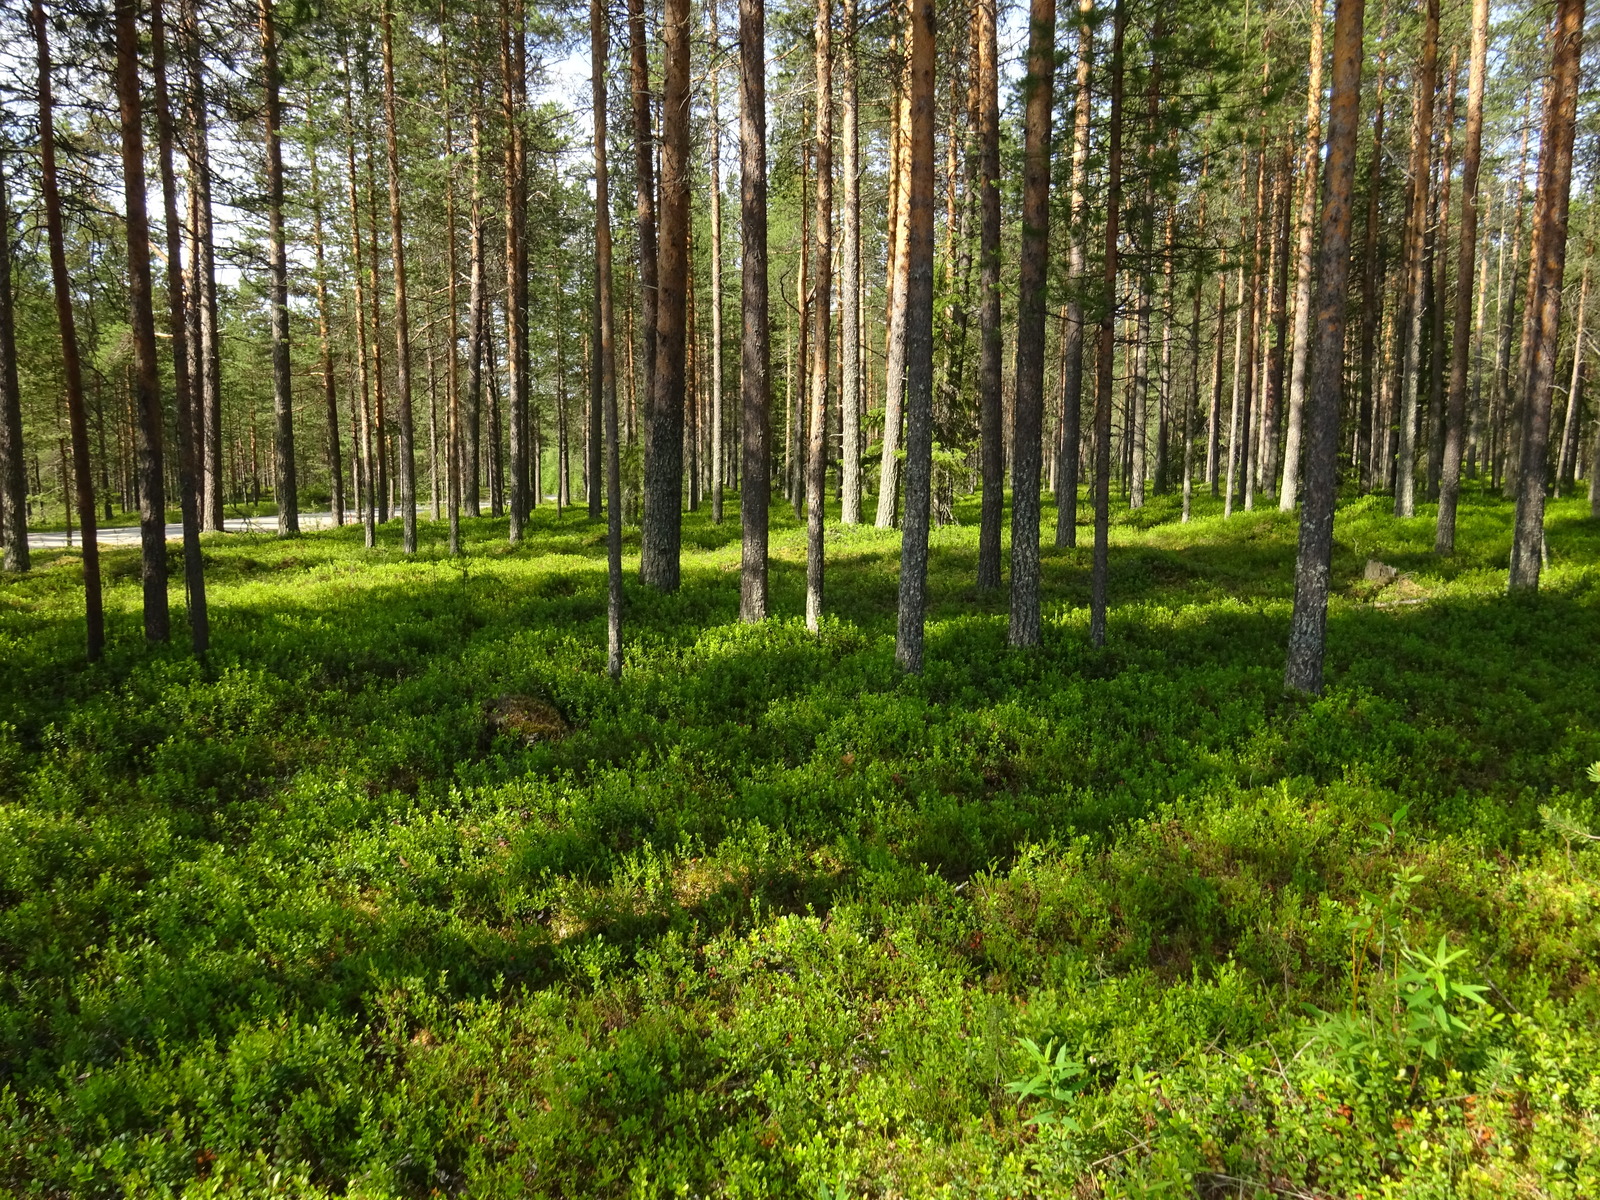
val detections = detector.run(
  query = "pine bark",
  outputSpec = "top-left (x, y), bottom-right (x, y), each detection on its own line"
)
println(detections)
top-left (310, 137), bottom-right (344, 529)
top-left (641, 0), bottom-right (690, 589)
top-left (738, 0), bottom-right (771, 620)
top-left (894, 0), bottom-right (936, 672)
top-left (1394, 0), bottom-right (1438, 517)
top-left (1089, 0), bottom-right (1124, 647)
top-left (1510, 0), bottom-right (1584, 591)
top-left (629, 0), bottom-right (658, 424)
top-left (0, 148), bottom-right (27, 573)
top-left (805, 0), bottom-right (833, 630)
top-left (1436, 0), bottom-right (1488, 552)
top-left (709, 0), bottom-right (726, 525)
top-left (183, 0), bottom-right (224, 531)
top-left (1054, 0), bottom-right (1092, 546)
top-left (501, 0), bottom-right (528, 541)
top-left (1285, 0), bottom-right (1365, 694)
top-left (152, 0), bottom-right (208, 652)
top-left (876, 41), bottom-right (913, 529)
top-left (973, 0), bottom-right (1003, 583)
top-left (593, 0), bottom-right (622, 674)
top-left (260, 0), bottom-right (299, 537)
top-left (1279, 8), bottom-right (1324, 509)
top-left (117, 0), bottom-right (171, 640)
top-left (840, 0), bottom-right (863, 524)
top-left (1007, 0), bottom-right (1055, 647)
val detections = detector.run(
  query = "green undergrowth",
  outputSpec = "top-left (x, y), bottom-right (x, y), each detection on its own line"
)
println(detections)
top-left (1, 485), bottom-right (1597, 1198)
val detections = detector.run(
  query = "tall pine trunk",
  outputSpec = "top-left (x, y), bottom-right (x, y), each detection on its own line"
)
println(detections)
top-left (839, 0), bottom-right (863, 524)
top-left (1007, 0), bottom-right (1054, 647)
top-left (1089, 0), bottom-right (1124, 647)
top-left (183, 0), bottom-right (224, 532)
top-left (593, 0), bottom-right (622, 673)
top-left (973, 0), bottom-right (1002, 583)
top-left (1054, 0), bottom-right (1091, 547)
top-left (629, 0), bottom-right (658, 425)
top-left (0, 148), bottom-right (27, 573)
top-left (893, 0), bottom-right (935, 672)
top-left (152, 0), bottom-right (208, 652)
top-left (1436, 0), bottom-right (1488, 552)
top-left (260, 0), bottom-right (299, 537)
top-left (1394, 0), bottom-right (1438, 517)
top-left (117, 0), bottom-right (171, 640)
top-left (1510, 0), bottom-right (1584, 591)
top-left (641, 0), bottom-right (690, 589)
top-left (739, 0), bottom-right (771, 620)
top-left (33, 0), bottom-right (102, 656)
top-left (805, 0), bottom-right (833, 630)
top-left (1285, 0), bottom-right (1365, 694)
top-left (1279, 8), bottom-right (1323, 509)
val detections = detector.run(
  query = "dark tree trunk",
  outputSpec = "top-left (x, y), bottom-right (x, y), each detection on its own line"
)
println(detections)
top-left (1285, 0), bottom-right (1365, 694)
top-left (1436, 0), bottom-right (1488, 552)
top-left (806, 0), bottom-right (832, 631)
top-left (738, 0), bottom-right (770, 620)
top-left (309, 138), bottom-right (344, 529)
top-left (1056, 0), bottom-right (1092, 546)
top-left (500, 0), bottom-right (527, 542)
top-left (183, 0), bottom-right (224, 532)
top-left (1510, 0), bottom-right (1584, 591)
top-left (1089, 0), bottom-right (1123, 647)
top-left (840, 0), bottom-right (863, 525)
top-left (894, 0), bottom-right (935, 672)
top-left (152, 0), bottom-right (208, 652)
top-left (1279, 8), bottom-right (1324, 509)
top-left (629, 0), bottom-right (658, 425)
top-left (1394, 0), bottom-right (1437, 517)
top-left (1007, 0), bottom-right (1054, 647)
top-left (593, 0), bottom-right (622, 674)
top-left (973, 0), bottom-right (1003, 585)
top-left (117, 0), bottom-right (171, 640)
top-left (641, 0), bottom-right (689, 589)
top-left (260, 0), bottom-right (299, 537)
top-left (0, 147), bottom-right (27, 573)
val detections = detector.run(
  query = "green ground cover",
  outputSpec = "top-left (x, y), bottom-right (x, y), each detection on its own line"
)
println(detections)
top-left (1, 487), bottom-right (1597, 1198)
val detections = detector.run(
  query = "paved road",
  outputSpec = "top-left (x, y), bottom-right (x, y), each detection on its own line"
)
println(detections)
top-left (28, 512), bottom-right (342, 549)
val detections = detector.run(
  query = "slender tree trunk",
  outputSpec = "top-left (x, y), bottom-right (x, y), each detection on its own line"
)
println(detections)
top-left (1285, 0), bottom-right (1364, 694)
top-left (1007, 0), bottom-right (1054, 646)
top-left (1208, 249), bottom-right (1228, 493)
top-left (310, 137), bottom-right (344, 528)
top-left (1279, 8), bottom-right (1324, 509)
top-left (593, 0), bottom-right (623, 672)
top-left (441, 8), bottom-right (460, 552)
top-left (739, 0), bottom-right (770, 620)
top-left (1260, 151), bottom-right (1291, 502)
top-left (1355, 55), bottom-right (1385, 492)
top-left (805, 0), bottom-right (833, 630)
top-left (500, 0), bottom-right (527, 542)
top-left (894, 0), bottom-right (936, 672)
top-left (1055, 0), bottom-right (1092, 547)
top-left (707, 0), bottom-right (726, 525)
top-left (876, 43), bottom-right (913, 530)
top-left (152, 0), bottom-right (207, 652)
top-left (117, 0), bottom-right (171, 640)
top-left (630, 0), bottom-right (658, 424)
top-left (183, 0), bottom-right (224, 532)
top-left (343, 52), bottom-right (378, 547)
top-left (1394, 0), bottom-right (1438, 518)
top-left (840, 0), bottom-right (862, 525)
top-left (382, 1), bottom-right (418, 552)
top-left (1425, 48), bottom-right (1457, 501)
top-left (1436, 0), bottom-right (1488, 552)
top-left (973, 0), bottom-right (1003, 583)
top-left (260, 0), bottom-right (298, 537)
top-left (1224, 254), bottom-right (1246, 515)
top-left (1181, 185), bottom-right (1208, 522)
top-left (793, 139), bottom-right (810, 515)
top-left (1154, 205), bottom-right (1176, 496)
top-left (1510, 0), bottom-right (1584, 591)
top-left (0, 149), bottom-right (27, 573)
top-left (1556, 253), bottom-right (1589, 493)
top-left (641, 0), bottom-right (689, 589)
top-left (1241, 139), bottom-right (1266, 512)
top-left (1089, 0), bottom-right (1124, 647)
top-left (1129, 36), bottom-right (1162, 511)
top-left (465, 88), bottom-right (485, 519)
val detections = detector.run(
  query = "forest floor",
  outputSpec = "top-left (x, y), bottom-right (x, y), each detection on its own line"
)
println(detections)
top-left (1, 485), bottom-right (1598, 1198)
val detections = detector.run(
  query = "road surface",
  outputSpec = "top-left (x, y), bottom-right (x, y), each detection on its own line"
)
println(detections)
top-left (27, 512), bottom-right (342, 550)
